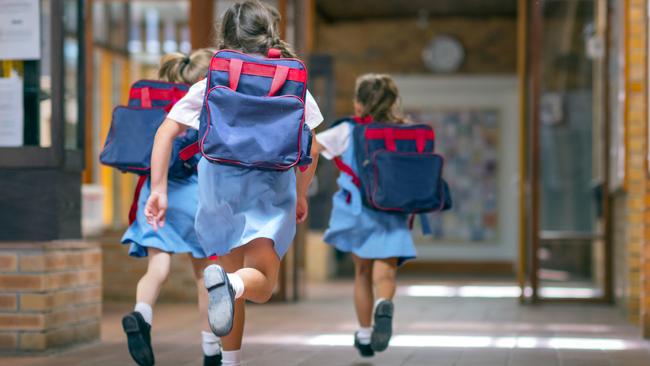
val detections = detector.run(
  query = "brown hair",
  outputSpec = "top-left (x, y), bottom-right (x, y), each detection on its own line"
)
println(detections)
top-left (355, 74), bottom-right (406, 124)
top-left (158, 48), bottom-right (213, 84)
top-left (217, 0), bottom-right (297, 58)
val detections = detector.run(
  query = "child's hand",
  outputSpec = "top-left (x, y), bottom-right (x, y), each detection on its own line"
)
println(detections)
top-left (296, 196), bottom-right (309, 223)
top-left (144, 191), bottom-right (168, 230)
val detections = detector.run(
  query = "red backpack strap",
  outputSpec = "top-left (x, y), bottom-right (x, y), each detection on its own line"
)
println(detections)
top-left (140, 87), bottom-right (152, 108)
top-left (333, 157), bottom-right (361, 187)
top-left (267, 48), bottom-right (282, 58)
top-left (179, 141), bottom-right (200, 161)
top-left (352, 115), bottom-right (373, 124)
top-left (269, 65), bottom-right (289, 96)
top-left (128, 175), bottom-right (148, 225)
top-left (229, 58), bottom-right (244, 91)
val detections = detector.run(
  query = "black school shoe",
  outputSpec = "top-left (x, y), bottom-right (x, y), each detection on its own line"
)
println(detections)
top-left (371, 299), bottom-right (394, 352)
top-left (122, 311), bottom-right (155, 366)
top-left (203, 353), bottom-right (222, 366)
top-left (354, 332), bottom-right (375, 358)
top-left (204, 264), bottom-right (236, 336)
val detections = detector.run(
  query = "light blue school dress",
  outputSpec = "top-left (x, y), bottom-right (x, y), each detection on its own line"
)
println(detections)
top-left (122, 174), bottom-right (208, 258)
top-left (323, 124), bottom-right (416, 265)
top-left (194, 158), bottom-right (297, 259)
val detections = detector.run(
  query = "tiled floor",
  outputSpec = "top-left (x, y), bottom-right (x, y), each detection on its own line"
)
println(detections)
top-left (4, 280), bottom-right (650, 366)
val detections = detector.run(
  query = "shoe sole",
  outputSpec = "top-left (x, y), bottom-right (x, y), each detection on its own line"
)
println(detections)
top-left (204, 264), bottom-right (235, 336)
top-left (371, 300), bottom-right (394, 352)
top-left (122, 314), bottom-right (155, 366)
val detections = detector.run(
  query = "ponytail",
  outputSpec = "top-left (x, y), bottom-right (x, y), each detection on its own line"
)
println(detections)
top-left (158, 48), bottom-right (213, 84)
top-left (355, 74), bottom-right (407, 124)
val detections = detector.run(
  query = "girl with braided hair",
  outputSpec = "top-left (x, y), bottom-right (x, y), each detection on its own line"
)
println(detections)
top-left (144, 2), bottom-right (323, 365)
top-left (315, 73), bottom-right (416, 358)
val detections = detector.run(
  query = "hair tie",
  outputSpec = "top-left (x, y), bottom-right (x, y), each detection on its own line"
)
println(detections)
top-left (182, 56), bottom-right (191, 66)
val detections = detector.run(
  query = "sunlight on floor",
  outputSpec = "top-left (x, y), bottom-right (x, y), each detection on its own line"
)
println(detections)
top-left (245, 333), bottom-right (634, 351)
top-left (400, 285), bottom-right (601, 299)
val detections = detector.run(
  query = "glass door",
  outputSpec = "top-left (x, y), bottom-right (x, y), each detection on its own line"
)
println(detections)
top-left (524, 0), bottom-right (610, 301)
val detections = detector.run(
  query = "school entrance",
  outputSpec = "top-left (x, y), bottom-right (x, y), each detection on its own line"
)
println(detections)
top-left (2, 0), bottom-right (650, 363)
top-left (308, 0), bottom-right (614, 305)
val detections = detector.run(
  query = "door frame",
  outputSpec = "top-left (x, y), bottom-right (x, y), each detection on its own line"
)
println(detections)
top-left (518, 0), bottom-right (613, 304)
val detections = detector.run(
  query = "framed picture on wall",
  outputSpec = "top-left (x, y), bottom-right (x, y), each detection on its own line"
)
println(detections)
top-left (407, 108), bottom-right (500, 243)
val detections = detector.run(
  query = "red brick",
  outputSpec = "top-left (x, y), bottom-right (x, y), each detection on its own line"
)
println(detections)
top-left (19, 254), bottom-right (46, 272)
top-left (0, 253), bottom-right (17, 272)
top-left (0, 274), bottom-right (45, 291)
top-left (19, 332), bottom-right (46, 351)
top-left (0, 294), bottom-right (17, 310)
top-left (20, 293), bottom-right (51, 311)
top-left (0, 313), bottom-right (45, 330)
top-left (0, 333), bottom-right (17, 350)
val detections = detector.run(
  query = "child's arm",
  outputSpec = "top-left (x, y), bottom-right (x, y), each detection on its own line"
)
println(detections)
top-left (296, 135), bottom-right (320, 223)
top-left (144, 118), bottom-right (188, 230)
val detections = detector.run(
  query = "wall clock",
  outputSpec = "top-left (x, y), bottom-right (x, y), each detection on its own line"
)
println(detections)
top-left (422, 35), bottom-right (465, 73)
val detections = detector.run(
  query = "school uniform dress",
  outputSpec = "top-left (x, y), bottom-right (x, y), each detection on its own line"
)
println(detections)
top-left (167, 78), bottom-right (323, 259)
top-left (316, 122), bottom-right (417, 265)
top-left (121, 174), bottom-right (208, 258)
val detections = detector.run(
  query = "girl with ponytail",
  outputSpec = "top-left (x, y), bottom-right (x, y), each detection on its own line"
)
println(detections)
top-left (315, 73), bottom-right (416, 358)
top-left (121, 49), bottom-right (223, 366)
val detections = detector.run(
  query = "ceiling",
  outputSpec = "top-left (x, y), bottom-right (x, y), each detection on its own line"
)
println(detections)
top-left (316, 0), bottom-right (518, 21)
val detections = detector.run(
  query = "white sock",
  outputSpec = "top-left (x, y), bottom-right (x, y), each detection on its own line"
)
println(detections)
top-left (134, 302), bottom-right (153, 326)
top-left (227, 273), bottom-right (245, 299)
top-left (221, 349), bottom-right (241, 366)
top-left (201, 331), bottom-right (221, 356)
top-left (374, 298), bottom-right (388, 311)
top-left (357, 327), bottom-right (372, 345)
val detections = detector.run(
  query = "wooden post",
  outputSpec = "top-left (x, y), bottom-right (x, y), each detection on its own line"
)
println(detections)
top-left (293, 0), bottom-right (316, 57)
top-left (190, 0), bottom-right (215, 49)
top-left (83, 0), bottom-right (94, 184)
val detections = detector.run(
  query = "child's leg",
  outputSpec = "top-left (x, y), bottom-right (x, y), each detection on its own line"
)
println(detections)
top-left (135, 248), bottom-right (172, 323)
top-left (190, 256), bottom-right (222, 362)
top-left (351, 255), bottom-right (375, 356)
top-left (370, 257), bottom-right (398, 352)
top-left (123, 248), bottom-right (171, 366)
top-left (236, 238), bottom-right (280, 303)
top-left (216, 249), bottom-right (245, 351)
top-left (352, 255), bottom-right (374, 328)
top-left (204, 239), bottom-right (279, 336)
top-left (373, 257), bottom-right (398, 301)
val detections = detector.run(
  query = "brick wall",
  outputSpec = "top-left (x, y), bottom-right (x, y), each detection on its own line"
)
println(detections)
top-left (101, 231), bottom-right (203, 303)
top-left (315, 17), bottom-right (517, 117)
top-left (0, 242), bottom-right (102, 354)
top-left (615, 0), bottom-right (649, 334)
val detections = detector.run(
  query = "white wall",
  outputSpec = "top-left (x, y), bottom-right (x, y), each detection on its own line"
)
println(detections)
top-left (394, 75), bottom-right (520, 262)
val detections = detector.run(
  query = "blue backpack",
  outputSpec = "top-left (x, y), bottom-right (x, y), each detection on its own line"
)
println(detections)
top-left (195, 49), bottom-right (312, 170)
top-left (99, 80), bottom-right (200, 179)
top-left (333, 117), bottom-right (452, 214)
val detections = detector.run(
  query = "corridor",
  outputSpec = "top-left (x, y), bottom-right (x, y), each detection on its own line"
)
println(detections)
top-left (6, 280), bottom-right (650, 366)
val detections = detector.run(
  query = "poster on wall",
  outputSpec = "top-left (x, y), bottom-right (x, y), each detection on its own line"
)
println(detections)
top-left (407, 109), bottom-right (500, 243)
top-left (0, 72), bottom-right (24, 146)
top-left (0, 0), bottom-right (41, 60)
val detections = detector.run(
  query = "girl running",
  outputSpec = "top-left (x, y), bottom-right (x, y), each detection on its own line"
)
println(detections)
top-left (145, 2), bottom-right (322, 365)
top-left (315, 74), bottom-right (417, 357)
top-left (121, 49), bottom-right (222, 366)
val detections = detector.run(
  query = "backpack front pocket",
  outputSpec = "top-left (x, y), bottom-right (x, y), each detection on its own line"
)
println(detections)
top-left (201, 86), bottom-right (306, 170)
top-left (367, 151), bottom-right (445, 212)
top-left (100, 106), bottom-right (167, 173)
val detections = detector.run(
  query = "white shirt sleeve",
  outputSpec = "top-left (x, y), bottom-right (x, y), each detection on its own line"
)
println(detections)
top-left (167, 78), bottom-right (207, 130)
top-left (315, 123), bottom-right (351, 160)
top-left (168, 81), bottom-right (324, 131)
top-left (305, 90), bottom-right (324, 130)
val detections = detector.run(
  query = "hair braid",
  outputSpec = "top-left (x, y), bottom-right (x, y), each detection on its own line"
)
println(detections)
top-left (355, 74), bottom-right (406, 124)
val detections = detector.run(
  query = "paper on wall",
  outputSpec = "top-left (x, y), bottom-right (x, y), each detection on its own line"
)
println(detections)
top-left (0, 72), bottom-right (24, 146)
top-left (0, 0), bottom-right (41, 60)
